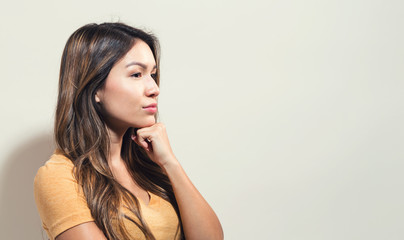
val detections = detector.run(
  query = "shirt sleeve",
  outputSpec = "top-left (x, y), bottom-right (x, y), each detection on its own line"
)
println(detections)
top-left (33, 156), bottom-right (94, 240)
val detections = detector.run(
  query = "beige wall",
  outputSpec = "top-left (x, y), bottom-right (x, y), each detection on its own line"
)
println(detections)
top-left (0, 0), bottom-right (403, 239)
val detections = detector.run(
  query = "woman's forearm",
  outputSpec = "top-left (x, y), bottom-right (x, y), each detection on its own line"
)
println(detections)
top-left (133, 123), bottom-right (223, 239)
top-left (163, 159), bottom-right (224, 240)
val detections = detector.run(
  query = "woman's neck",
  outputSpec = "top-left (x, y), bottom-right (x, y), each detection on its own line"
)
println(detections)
top-left (105, 126), bottom-right (127, 166)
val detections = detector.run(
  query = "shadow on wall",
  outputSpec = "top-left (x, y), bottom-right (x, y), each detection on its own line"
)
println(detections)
top-left (0, 134), bottom-right (55, 240)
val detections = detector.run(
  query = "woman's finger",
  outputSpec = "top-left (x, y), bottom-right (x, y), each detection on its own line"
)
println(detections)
top-left (131, 133), bottom-right (149, 150)
top-left (132, 123), bottom-right (176, 166)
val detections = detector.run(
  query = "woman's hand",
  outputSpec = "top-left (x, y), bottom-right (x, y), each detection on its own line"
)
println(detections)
top-left (133, 123), bottom-right (224, 240)
top-left (131, 123), bottom-right (178, 167)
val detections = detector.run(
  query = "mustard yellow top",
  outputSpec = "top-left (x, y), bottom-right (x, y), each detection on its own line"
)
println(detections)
top-left (34, 151), bottom-right (181, 240)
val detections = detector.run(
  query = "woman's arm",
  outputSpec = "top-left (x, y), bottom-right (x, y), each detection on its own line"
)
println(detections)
top-left (134, 123), bottom-right (224, 240)
top-left (56, 222), bottom-right (107, 240)
top-left (34, 156), bottom-right (109, 240)
top-left (163, 159), bottom-right (224, 240)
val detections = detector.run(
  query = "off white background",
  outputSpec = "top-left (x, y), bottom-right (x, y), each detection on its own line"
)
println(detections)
top-left (0, 0), bottom-right (403, 239)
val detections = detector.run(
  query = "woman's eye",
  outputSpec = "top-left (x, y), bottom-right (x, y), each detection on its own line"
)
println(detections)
top-left (151, 73), bottom-right (157, 80)
top-left (131, 73), bottom-right (142, 78)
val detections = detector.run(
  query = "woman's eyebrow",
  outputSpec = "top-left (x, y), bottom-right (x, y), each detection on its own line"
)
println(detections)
top-left (126, 61), bottom-right (156, 70)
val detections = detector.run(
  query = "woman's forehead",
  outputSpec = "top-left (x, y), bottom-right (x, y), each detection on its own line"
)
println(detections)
top-left (117, 40), bottom-right (156, 69)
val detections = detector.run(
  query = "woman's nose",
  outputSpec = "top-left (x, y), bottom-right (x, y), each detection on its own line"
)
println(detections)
top-left (145, 76), bottom-right (160, 98)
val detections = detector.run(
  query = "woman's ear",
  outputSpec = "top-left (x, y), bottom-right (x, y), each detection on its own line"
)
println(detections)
top-left (95, 91), bottom-right (101, 103)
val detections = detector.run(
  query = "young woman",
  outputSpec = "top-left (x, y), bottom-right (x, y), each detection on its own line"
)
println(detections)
top-left (34, 22), bottom-right (223, 240)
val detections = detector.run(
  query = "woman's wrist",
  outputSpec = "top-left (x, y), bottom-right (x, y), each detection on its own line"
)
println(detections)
top-left (160, 155), bottom-right (181, 172)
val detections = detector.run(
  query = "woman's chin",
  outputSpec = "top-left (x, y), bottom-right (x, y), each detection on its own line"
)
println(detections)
top-left (133, 119), bottom-right (156, 128)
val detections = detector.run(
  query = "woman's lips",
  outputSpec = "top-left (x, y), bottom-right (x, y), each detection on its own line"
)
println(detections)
top-left (143, 103), bottom-right (157, 113)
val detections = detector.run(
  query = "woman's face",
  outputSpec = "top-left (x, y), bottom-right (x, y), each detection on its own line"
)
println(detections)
top-left (95, 40), bottom-right (159, 131)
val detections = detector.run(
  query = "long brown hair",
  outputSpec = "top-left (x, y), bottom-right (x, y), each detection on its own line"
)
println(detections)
top-left (54, 22), bottom-right (183, 240)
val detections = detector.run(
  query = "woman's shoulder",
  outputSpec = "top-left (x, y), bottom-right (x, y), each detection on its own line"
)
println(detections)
top-left (33, 149), bottom-right (78, 198)
top-left (40, 149), bottom-right (74, 167)
top-left (34, 149), bottom-right (74, 180)
top-left (33, 150), bottom-right (94, 239)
